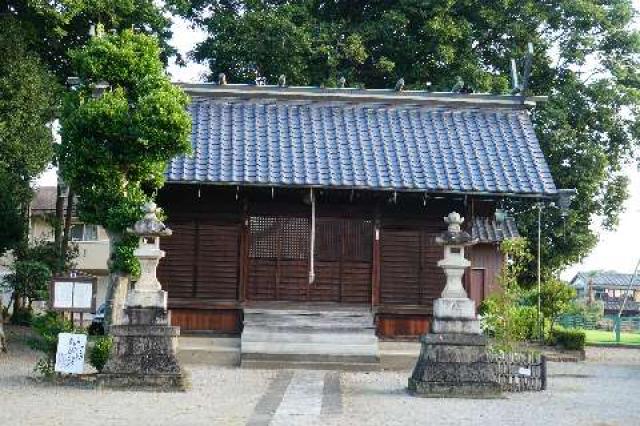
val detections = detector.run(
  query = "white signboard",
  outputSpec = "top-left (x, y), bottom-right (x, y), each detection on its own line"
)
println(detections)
top-left (51, 279), bottom-right (95, 312)
top-left (72, 282), bottom-right (93, 309)
top-left (518, 367), bottom-right (532, 377)
top-left (54, 281), bottom-right (74, 308)
top-left (55, 333), bottom-right (87, 374)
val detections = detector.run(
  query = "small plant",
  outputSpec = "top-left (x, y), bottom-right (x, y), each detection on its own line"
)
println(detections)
top-left (29, 311), bottom-right (77, 377)
top-left (89, 335), bottom-right (113, 372)
top-left (551, 327), bottom-right (586, 350)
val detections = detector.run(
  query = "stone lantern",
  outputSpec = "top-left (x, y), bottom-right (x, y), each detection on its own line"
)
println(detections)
top-left (126, 202), bottom-right (172, 316)
top-left (100, 202), bottom-right (188, 390)
top-left (408, 212), bottom-right (500, 397)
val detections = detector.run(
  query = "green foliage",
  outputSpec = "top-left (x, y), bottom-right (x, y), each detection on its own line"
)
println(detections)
top-left (480, 238), bottom-right (537, 349)
top-left (2, 1), bottom-right (173, 81)
top-left (172, 0), bottom-right (640, 276)
top-left (14, 239), bottom-right (78, 276)
top-left (59, 30), bottom-right (191, 274)
top-left (29, 311), bottom-right (77, 377)
top-left (565, 299), bottom-right (604, 322)
top-left (3, 260), bottom-right (52, 304)
top-left (528, 278), bottom-right (576, 334)
top-left (0, 17), bottom-right (58, 256)
top-left (89, 335), bottom-right (112, 372)
top-left (550, 327), bottom-right (586, 351)
top-left (480, 296), bottom-right (538, 350)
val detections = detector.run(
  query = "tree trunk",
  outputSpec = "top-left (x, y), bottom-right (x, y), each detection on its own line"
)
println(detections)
top-left (103, 231), bottom-right (129, 332)
top-left (60, 188), bottom-right (74, 272)
top-left (54, 182), bottom-right (65, 255)
top-left (0, 299), bottom-right (6, 353)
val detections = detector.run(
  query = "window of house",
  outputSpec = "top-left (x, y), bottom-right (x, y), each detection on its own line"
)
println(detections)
top-left (70, 224), bottom-right (98, 241)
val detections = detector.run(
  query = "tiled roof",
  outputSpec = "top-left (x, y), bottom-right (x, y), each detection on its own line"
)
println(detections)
top-left (31, 186), bottom-right (57, 212)
top-left (31, 186), bottom-right (79, 216)
top-left (471, 217), bottom-right (520, 243)
top-left (166, 90), bottom-right (557, 195)
top-left (571, 272), bottom-right (639, 289)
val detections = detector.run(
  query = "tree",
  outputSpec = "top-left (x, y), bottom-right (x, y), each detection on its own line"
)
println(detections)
top-left (59, 30), bottom-right (191, 329)
top-left (531, 278), bottom-right (576, 337)
top-left (1, 0), bottom-right (174, 81)
top-left (170, 0), bottom-right (640, 277)
top-left (2, 261), bottom-right (52, 324)
top-left (0, 17), bottom-right (58, 254)
top-left (0, 17), bottom-right (58, 342)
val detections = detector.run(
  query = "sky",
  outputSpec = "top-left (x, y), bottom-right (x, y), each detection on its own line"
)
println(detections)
top-left (37, 6), bottom-right (640, 281)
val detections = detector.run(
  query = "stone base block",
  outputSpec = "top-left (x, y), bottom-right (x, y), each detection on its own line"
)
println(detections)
top-left (408, 333), bottom-right (500, 398)
top-left (432, 318), bottom-right (481, 334)
top-left (101, 311), bottom-right (187, 391)
top-left (433, 298), bottom-right (477, 320)
top-left (97, 372), bottom-right (190, 392)
top-left (126, 289), bottom-right (167, 311)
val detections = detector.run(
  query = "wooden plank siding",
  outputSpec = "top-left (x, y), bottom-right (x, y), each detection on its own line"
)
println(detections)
top-left (379, 223), bottom-right (447, 307)
top-left (157, 216), bottom-right (242, 306)
top-left (156, 185), bottom-right (503, 337)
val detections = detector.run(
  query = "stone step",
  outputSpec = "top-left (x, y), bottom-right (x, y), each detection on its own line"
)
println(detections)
top-left (240, 358), bottom-right (380, 371)
top-left (243, 324), bottom-right (376, 334)
top-left (241, 307), bottom-right (379, 369)
top-left (243, 313), bottom-right (374, 328)
top-left (242, 330), bottom-right (378, 345)
top-left (242, 341), bottom-right (378, 356)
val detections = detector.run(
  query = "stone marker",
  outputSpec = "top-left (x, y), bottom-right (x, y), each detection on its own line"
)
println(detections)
top-left (408, 212), bottom-right (500, 397)
top-left (99, 202), bottom-right (188, 390)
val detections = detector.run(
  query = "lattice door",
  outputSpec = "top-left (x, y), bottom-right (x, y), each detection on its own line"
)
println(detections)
top-left (247, 216), bottom-right (310, 301)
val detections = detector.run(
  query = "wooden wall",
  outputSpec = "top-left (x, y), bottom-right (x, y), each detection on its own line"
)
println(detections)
top-left (157, 184), bottom-right (503, 338)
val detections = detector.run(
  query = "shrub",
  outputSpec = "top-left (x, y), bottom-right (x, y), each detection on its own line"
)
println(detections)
top-left (29, 311), bottom-right (77, 377)
top-left (89, 336), bottom-right (112, 372)
top-left (551, 327), bottom-right (586, 350)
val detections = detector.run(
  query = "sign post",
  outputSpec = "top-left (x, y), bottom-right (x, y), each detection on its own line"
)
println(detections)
top-left (49, 275), bottom-right (97, 326)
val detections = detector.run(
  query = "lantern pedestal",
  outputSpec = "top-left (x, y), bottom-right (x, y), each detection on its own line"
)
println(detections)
top-left (408, 212), bottom-right (500, 398)
top-left (99, 203), bottom-right (188, 391)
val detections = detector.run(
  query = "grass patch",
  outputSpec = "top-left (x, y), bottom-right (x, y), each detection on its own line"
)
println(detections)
top-left (583, 329), bottom-right (640, 346)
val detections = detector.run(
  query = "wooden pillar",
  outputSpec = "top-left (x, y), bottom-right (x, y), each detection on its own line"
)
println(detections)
top-left (371, 204), bottom-right (381, 307)
top-left (238, 197), bottom-right (249, 302)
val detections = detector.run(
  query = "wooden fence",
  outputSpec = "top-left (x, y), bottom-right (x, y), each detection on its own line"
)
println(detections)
top-left (489, 352), bottom-right (546, 392)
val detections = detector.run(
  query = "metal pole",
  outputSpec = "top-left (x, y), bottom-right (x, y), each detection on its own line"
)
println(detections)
top-left (616, 257), bottom-right (640, 343)
top-left (537, 203), bottom-right (542, 341)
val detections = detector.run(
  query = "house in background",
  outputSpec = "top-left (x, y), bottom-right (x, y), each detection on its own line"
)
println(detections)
top-left (156, 83), bottom-right (554, 346)
top-left (570, 271), bottom-right (640, 316)
top-left (29, 186), bottom-right (111, 307)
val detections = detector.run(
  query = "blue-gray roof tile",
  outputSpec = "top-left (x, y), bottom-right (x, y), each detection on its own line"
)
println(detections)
top-left (166, 96), bottom-right (557, 195)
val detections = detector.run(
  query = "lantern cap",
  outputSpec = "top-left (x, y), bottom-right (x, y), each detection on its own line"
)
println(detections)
top-left (130, 202), bottom-right (172, 237)
top-left (436, 212), bottom-right (477, 246)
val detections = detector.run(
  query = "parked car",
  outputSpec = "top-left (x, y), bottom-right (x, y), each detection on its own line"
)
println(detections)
top-left (88, 303), bottom-right (105, 335)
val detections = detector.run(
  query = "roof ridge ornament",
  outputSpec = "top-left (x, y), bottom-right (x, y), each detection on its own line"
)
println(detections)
top-left (510, 42), bottom-right (534, 95)
top-left (395, 78), bottom-right (405, 92)
top-left (218, 72), bottom-right (227, 85)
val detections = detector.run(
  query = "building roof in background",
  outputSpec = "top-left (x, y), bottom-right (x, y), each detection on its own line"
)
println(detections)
top-left (571, 272), bottom-right (639, 289)
top-left (166, 84), bottom-right (558, 197)
top-left (30, 186), bottom-right (57, 213)
top-left (30, 186), bottom-right (78, 216)
top-left (471, 217), bottom-right (520, 243)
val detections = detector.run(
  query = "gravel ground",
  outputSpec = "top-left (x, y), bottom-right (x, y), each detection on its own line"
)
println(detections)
top-left (1, 329), bottom-right (639, 426)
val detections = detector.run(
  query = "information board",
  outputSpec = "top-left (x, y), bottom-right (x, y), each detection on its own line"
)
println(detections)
top-left (49, 276), bottom-right (96, 313)
top-left (54, 333), bottom-right (87, 374)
